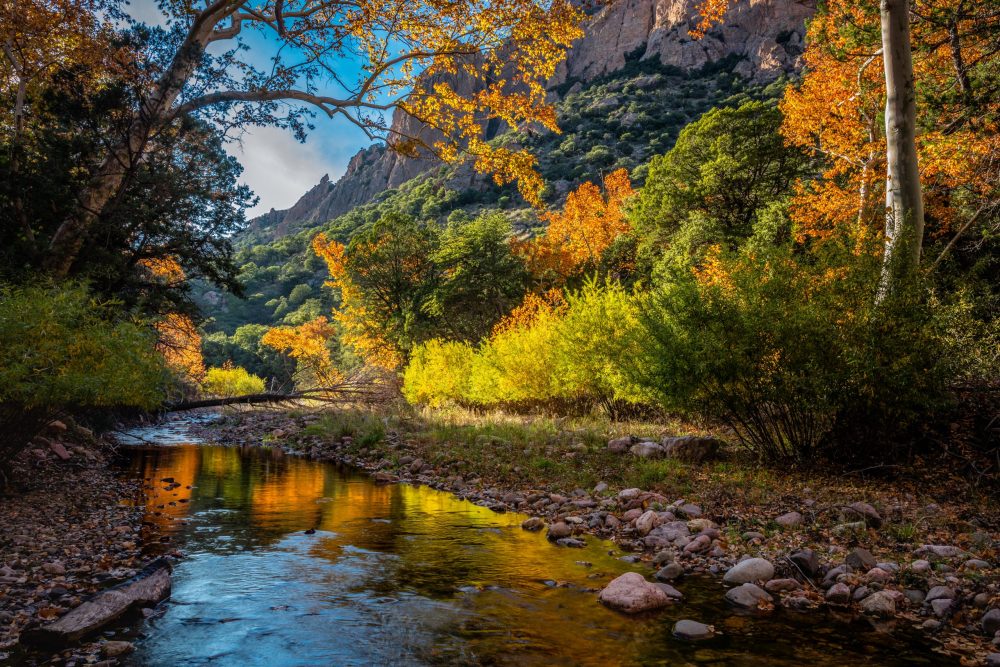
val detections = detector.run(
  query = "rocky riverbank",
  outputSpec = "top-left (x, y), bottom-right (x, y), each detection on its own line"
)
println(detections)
top-left (193, 407), bottom-right (1000, 665)
top-left (0, 420), bottom-right (147, 665)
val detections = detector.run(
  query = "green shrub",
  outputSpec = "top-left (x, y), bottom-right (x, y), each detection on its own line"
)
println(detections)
top-left (0, 283), bottom-right (167, 483)
top-left (634, 240), bottom-right (965, 462)
top-left (202, 366), bottom-right (266, 397)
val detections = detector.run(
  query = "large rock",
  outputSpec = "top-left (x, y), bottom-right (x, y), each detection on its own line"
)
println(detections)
top-left (846, 548), bottom-right (877, 571)
top-left (598, 572), bottom-right (673, 613)
top-left (842, 502), bottom-right (883, 528)
top-left (725, 583), bottom-right (773, 609)
top-left (982, 608), bottom-right (1000, 636)
top-left (723, 558), bottom-right (774, 584)
top-left (789, 548), bottom-right (820, 576)
top-left (826, 583), bottom-right (851, 605)
top-left (607, 436), bottom-right (634, 454)
top-left (660, 436), bottom-right (724, 463)
top-left (630, 441), bottom-right (665, 458)
top-left (774, 511), bottom-right (803, 529)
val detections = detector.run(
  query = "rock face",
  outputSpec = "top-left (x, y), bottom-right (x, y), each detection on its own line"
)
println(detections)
top-left (247, 0), bottom-right (812, 242)
top-left (599, 572), bottom-right (673, 613)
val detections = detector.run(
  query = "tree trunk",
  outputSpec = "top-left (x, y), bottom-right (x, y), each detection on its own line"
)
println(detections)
top-left (878, 0), bottom-right (924, 294)
top-left (42, 15), bottom-right (223, 278)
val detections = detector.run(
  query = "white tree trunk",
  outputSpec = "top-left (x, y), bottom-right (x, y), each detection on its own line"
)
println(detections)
top-left (879, 0), bottom-right (924, 294)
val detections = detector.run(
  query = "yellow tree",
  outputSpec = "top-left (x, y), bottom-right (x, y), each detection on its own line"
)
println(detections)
top-left (261, 317), bottom-right (343, 388)
top-left (39, 0), bottom-right (584, 277)
top-left (140, 258), bottom-right (206, 384)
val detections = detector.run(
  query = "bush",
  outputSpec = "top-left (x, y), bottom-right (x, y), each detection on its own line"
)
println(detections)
top-left (635, 241), bottom-right (964, 462)
top-left (402, 340), bottom-right (476, 407)
top-left (0, 283), bottom-right (167, 483)
top-left (202, 366), bottom-right (267, 397)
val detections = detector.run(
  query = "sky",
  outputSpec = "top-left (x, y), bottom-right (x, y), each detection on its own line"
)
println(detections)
top-left (125, 0), bottom-right (376, 218)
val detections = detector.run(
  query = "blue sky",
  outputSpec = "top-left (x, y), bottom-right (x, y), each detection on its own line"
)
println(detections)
top-left (126, 0), bottom-right (375, 217)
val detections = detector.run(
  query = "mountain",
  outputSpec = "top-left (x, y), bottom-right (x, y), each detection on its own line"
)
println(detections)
top-left (242, 0), bottom-right (812, 244)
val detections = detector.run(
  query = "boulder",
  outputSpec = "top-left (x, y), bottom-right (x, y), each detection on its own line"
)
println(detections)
top-left (672, 619), bottom-right (714, 640)
top-left (546, 522), bottom-right (573, 541)
top-left (660, 436), bottom-right (724, 463)
top-left (521, 517), bottom-right (545, 532)
top-left (860, 591), bottom-right (896, 617)
top-left (598, 573), bottom-right (672, 613)
top-left (723, 558), bottom-right (774, 584)
top-left (725, 583), bottom-right (773, 609)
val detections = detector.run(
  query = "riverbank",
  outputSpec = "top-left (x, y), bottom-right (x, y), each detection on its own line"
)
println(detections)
top-left (0, 421), bottom-right (147, 665)
top-left (194, 403), bottom-right (1000, 665)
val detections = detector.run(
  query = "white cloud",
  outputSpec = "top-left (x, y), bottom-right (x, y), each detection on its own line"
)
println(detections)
top-left (229, 126), bottom-right (355, 218)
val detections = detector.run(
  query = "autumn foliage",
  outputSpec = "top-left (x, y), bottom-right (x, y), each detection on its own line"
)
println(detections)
top-left (261, 317), bottom-right (343, 389)
top-left (513, 169), bottom-right (634, 285)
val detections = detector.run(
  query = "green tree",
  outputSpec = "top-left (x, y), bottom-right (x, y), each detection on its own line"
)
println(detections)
top-left (631, 101), bottom-right (809, 259)
top-left (425, 213), bottom-right (528, 342)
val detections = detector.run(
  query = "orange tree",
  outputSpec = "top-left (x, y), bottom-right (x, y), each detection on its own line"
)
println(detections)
top-left (514, 168), bottom-right (635, 288)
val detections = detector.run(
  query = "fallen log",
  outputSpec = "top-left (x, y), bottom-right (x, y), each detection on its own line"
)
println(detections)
top-left (166, 387), bottom-right (376, 411)
top-left (22, 558), bottom-right (172, 646)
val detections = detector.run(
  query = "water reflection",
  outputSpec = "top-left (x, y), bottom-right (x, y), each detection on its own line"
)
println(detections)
top-left (122, 443), bottom-right (953, 666)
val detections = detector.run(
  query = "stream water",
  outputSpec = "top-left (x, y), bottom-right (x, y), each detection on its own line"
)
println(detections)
top-left (112, 420), bottom-right (955, 666)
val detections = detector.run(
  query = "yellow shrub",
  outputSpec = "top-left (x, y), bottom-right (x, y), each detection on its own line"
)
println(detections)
top-left (402, 339), bottom-right (476, 406)
top-left (202, 366), bottom-right (266, 397)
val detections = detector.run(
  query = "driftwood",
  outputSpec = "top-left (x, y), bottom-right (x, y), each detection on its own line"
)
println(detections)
top-left (23, 558), bottom-right (172, 646)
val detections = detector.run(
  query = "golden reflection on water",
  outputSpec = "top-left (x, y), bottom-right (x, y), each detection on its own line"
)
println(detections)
top-left (125, 444), bottom-right (954, 667)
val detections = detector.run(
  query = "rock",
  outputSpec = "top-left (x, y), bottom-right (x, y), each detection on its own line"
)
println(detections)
top-left (618, 488), bottom-right (642, 501)
top-left (926, 586), bottom-right (956, 602)
top-left (592, 482), bottom-right (609, 495)
top-left (826, 583), bottom-right (851, 605)
top-left (860, 591), bottom-right (896, 617)
top-left (846, 548), bottom-right (877, 571)
top-left (725, 583), bottom-right (773, 609)
top-left (675, 503), bottom-right (702, 518)
top-left (765, 578), bottom-right (801, 593)
top-left (866, 567), bottom-right (893, 584)
top-left (672, 619), bottom-right (714, 640)
top-left (843, 502), bottom-right (882, 528)
top-left (635, 510), bottom-right (658, 536)
top-left (660, 435), bottom-right (724, 463)
top-left (905, 589), bottom-right (926, 605)
top-left (547, 522), bottom-right (573, 540)
top-left (103, 641), bottom-right (134, 657)
top-left (521, 517), bottom-right (545, 532)
top-left (42, 561), bottom-right (66, 576)
top-left (48, 440), bottom-right (72, 460)
top-left (655, 563), bottom-right (685, 581)
top-left (833, 521), bottom-right (868, 535)
top-left (607, 436), bottom-right (634, 454)
top-left (598, 573), bottom-right (672, 613)
top-left (964, 559), bottom-right (991, 571)
top-left (683, 534), bottom-right (712, 555)
top-left (655, 583), bottom-right (683, 599)
top-left (774, 512), bottom-right (803, 529)
top-left (986, 654), bottom-right (1000, 667)
top-left (556, 537), bottom-right (587, 548)
top-left (630, 441), bottom-right (665, 458)
top-left (911, 559), bottom-right (932, 573)
top-left (742, 531), bottom-right (765, 541)
top-left (982, 609), bottom-right (1000, 636)
top-left (915, 544), bottom-right (964, 559)
top-left (723, 558), bottom-right (774, 584)
top-left (930, 599), bottom-right (952, 617)
top-left (373, 472), bottom-right (397, 483)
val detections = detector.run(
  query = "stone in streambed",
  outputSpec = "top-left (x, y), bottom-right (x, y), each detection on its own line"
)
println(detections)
top-left (103, 641), bottom-right (134, 657)
top-left (521, 517), bottom-right (544, 532)
top-left (598, 572), bottom-right (672, 613)
top-left (655, 562), bottom-right (684, 581)
top-left (547, 522), bottom-right (573, 541)
top-left (725, 583), bottom-right (773, 609)
top-left (673, 619), bottom-right (714, 640)
top-left (723, 558), bottom-right (774, 584)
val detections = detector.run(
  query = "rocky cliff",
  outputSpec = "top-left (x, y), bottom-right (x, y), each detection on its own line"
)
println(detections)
top-left (245, 0), bottom-right (813, 242)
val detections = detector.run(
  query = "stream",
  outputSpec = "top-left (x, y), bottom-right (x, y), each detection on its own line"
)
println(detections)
top-left (111, 418), bottom-right (954, 666)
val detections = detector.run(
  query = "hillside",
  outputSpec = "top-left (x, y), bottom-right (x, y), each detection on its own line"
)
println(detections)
top-left (196, 0), bottom-right (811, 369)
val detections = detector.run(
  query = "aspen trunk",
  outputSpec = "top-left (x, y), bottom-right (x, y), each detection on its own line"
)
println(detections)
top-left (879, 0), bottom-right (924, 294)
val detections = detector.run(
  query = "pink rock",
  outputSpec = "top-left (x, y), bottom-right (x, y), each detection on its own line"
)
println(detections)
top-left (599, 572), bottom-right (672, 613)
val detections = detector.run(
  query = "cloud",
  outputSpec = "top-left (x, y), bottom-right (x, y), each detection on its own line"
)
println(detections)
top-left (229, 125), bottom-right (370, 218)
